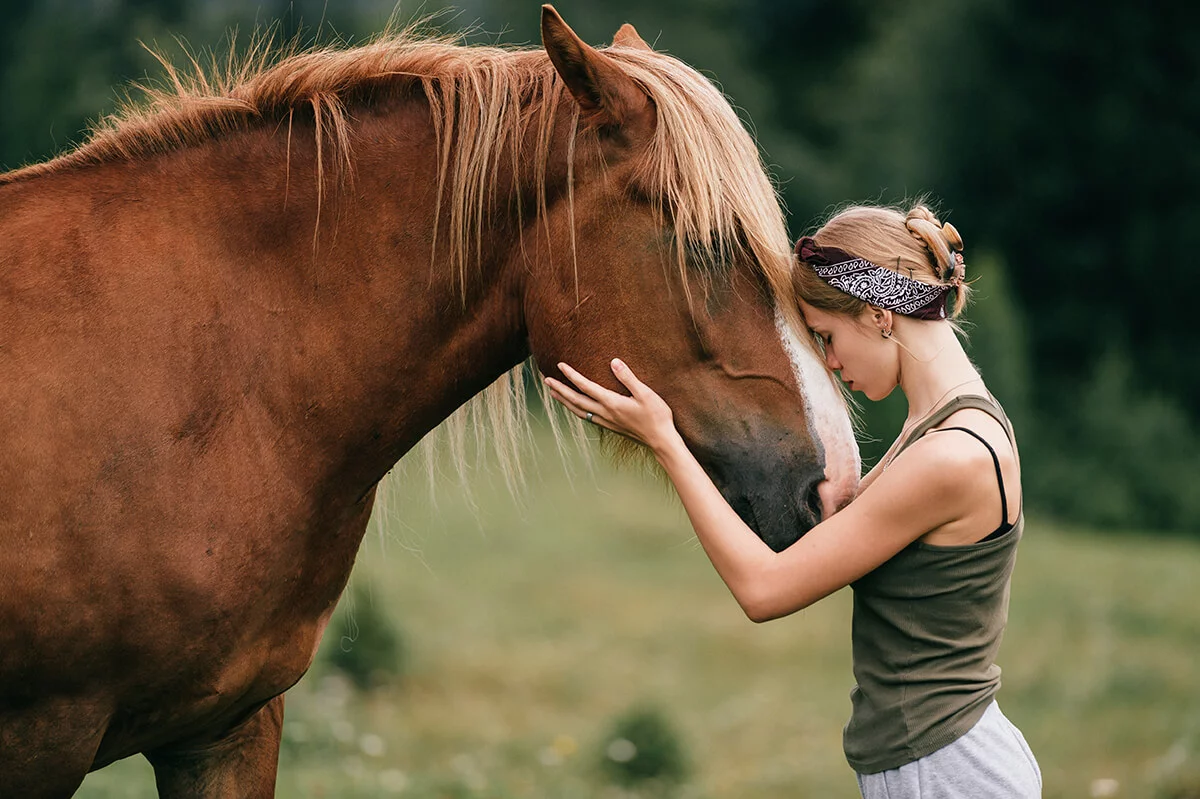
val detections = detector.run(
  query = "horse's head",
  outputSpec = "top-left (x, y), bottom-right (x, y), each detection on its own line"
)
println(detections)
top-left (524, 7), bottom-right (860, 550)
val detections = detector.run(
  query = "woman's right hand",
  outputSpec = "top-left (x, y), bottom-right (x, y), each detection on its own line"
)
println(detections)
top-left (544, 359), bottom-right (681, 455)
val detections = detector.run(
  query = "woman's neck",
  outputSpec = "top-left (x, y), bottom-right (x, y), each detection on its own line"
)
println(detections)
top-left (895, 322), bottom-right (986, 423)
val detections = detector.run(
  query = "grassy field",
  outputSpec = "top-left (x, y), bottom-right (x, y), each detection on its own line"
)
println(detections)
top-left (78, 428), bottom-right (1200, 798)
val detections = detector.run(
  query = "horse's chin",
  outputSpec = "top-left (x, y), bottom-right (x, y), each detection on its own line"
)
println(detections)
top-left (749, 509), bottom-right (807, 554)
top-left (718, 461), bottom-right (821, 553)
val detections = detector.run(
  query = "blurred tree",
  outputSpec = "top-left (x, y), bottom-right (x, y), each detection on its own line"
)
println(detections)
top-left (962, 252), bottom-right (1034, 439)
top-left (1, 0), bottom-right (178, 169)
top-left (1035, 348), bottom-right (1200, 531)
top-left (761, 0), bottom-right (1199, 530)
top-left (0, 0), bottom-right (368, 170)
top-left (949, 0), bottom-right (1200, 418)
top-left (802, 0), bottom-right (1199, 413)
top-left (739, 0), bottom-right (893, 227)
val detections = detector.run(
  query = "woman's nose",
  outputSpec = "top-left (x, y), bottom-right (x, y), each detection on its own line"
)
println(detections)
top-left (824, 349), bottom-right (841, 371)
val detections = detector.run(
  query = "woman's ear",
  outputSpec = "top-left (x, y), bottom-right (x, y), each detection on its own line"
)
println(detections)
top-left (868, 306), bottom-right (893, 334)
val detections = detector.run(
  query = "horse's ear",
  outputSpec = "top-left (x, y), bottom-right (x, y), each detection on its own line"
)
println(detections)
top-left (612, 23), bottom-right (653, 52)
top-left (541, 5), bottom-right (653, 136)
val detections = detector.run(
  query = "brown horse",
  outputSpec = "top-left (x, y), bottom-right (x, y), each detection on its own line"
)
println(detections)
top-left (0, 7), bottom-right (858, 797)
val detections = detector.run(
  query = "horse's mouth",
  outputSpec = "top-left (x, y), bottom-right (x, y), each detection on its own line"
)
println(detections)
top-left (728, 495), bottom-right (761, 538)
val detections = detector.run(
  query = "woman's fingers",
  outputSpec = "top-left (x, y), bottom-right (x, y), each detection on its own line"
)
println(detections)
top-left (557, 362), bottom-right (623, 403)
top-left (545, 383), bottom-right (617, 431)
top-left (544, 377), bottom-right (603, 417)
top-left (547, 362), bottom-right (660, 443)
top-left (610, 358), bottom-right (646, 397)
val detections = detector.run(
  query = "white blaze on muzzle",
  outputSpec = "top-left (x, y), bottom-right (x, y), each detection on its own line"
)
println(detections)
top-left (775, 308), bottom-right (861, 518)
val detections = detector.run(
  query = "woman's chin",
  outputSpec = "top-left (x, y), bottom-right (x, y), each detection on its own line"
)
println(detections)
top-left (860, 384), bottom-right (896, 402)
top-left (868, 384), bottom-right (900, 402)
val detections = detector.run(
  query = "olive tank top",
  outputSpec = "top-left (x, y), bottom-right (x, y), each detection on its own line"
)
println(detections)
top-left (843, 394), bottom-right (1023, 775)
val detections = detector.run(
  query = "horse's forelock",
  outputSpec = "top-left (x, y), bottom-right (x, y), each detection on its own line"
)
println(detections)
top-left (601, 48), bottom-right (814, 346)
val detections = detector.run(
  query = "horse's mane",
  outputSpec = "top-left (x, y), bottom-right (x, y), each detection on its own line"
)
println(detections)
top-left (3, 24), bottom-right (822, 489)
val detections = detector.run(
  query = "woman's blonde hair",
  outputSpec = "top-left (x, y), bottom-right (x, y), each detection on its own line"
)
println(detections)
top-left (794, 202), bottom-right (969, 320)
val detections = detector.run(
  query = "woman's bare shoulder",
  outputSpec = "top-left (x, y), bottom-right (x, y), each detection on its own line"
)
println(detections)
top-left (928, 407), bottom-right (1020, 463)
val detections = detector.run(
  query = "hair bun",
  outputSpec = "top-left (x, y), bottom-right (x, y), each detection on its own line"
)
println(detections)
top-left (941, 221), bottom-right (964, 252)
top-left (904, 204), bottom-right (964, 283)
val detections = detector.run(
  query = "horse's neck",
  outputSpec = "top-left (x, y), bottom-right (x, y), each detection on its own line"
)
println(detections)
top-left (279, 113), bottom-right (536, 481)
top-left (135, 113), bottom-right (533, 494)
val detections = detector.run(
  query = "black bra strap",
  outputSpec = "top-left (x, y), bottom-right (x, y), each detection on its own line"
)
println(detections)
top-left (932, 426), bottom-right (1010, 531)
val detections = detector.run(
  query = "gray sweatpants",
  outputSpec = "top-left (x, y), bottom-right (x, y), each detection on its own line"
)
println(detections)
top-left (856, 702), bottom-right (1042, 798)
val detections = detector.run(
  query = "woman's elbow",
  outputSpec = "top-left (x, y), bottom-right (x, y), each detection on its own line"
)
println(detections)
top-left (738, 590), bottom-right (788, 623)
top-left (737, 581), bottom-right (807, 623)
top-left (743, 604), bottom-right (775, 624)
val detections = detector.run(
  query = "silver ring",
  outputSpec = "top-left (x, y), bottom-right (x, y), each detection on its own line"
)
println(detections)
top-left (585, 412), bottom-right (594, 423)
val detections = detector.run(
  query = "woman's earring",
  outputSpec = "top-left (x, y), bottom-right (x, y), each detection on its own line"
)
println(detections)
top-left (881, 328), bottom-right (892, 339)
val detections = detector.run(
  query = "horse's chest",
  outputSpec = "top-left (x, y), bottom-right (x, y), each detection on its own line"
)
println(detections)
top-left (97, 509), bottom-right (366, 759)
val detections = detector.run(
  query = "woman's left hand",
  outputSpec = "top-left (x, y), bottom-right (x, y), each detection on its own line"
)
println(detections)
top-left (544, 359), bottom-right (680, 454)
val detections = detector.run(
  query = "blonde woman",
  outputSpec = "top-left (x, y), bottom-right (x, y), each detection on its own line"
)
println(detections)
top-left (545, 204), bottom-right (1042, 797)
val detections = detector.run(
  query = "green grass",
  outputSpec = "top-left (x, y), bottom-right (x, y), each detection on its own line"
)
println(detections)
top-left (78, 429), bottom-right (1200, 798)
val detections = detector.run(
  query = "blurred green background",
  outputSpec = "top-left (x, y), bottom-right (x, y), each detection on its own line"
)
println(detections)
top-left (3, 0), bottom-right (1198, 796)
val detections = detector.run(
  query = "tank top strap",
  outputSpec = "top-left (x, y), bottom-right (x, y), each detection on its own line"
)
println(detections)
top-left (896, 393), bottom-right (1015, 458)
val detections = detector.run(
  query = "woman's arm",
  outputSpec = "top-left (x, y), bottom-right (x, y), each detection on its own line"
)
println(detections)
top-left (546, 360), bottom-right (976, 622)
top-left (855, 447), bottom-right (894, 492)
top-left (856, 458), bottom-right (886, 492)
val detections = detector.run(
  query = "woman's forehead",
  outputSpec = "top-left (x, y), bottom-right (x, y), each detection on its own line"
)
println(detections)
top-left (797, 301), bottom-right (839, 328)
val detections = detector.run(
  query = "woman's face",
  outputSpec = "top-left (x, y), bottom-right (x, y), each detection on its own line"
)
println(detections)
top-left (799, 301), bottom-right (898, 401)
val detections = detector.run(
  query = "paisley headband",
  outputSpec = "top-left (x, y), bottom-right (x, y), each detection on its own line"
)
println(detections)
top-left (795, 236), bottom-right (959, 321)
